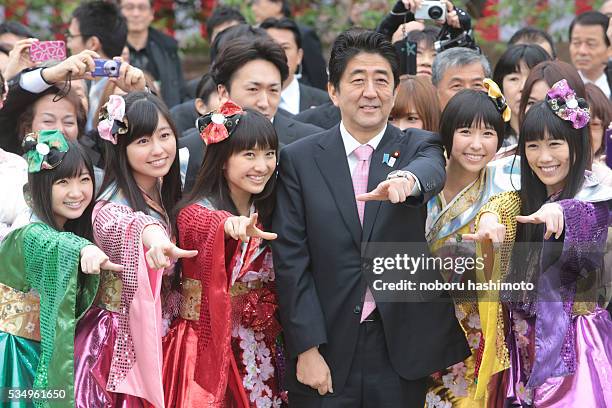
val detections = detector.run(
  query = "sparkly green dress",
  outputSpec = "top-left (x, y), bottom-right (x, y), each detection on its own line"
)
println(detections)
top-left (0, 222), bottom-right (99, 407)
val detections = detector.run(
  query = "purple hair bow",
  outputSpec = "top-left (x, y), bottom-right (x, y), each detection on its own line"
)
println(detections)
top-left (545, 79), bottom-right (590, 129)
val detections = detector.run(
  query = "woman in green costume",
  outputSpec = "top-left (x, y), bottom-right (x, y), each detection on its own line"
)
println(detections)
top-left (0, 130), bottom-right (121, 407)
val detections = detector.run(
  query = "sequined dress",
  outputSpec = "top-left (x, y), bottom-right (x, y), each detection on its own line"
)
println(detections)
top-left (478, 183), bottom-right (612, 407)
top-left (74, 185), bottom-right (172, 408)
top-left (424, 156), bottom-right (520, 408)
top-left (161, 200), bottom-right (284, 408)
top-left (0, 222), bottom-right (99, 408)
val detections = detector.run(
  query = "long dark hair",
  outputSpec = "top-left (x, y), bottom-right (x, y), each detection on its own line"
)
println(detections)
top-left (176, 109), bottom-right (278, 226)
top-left (98, 92), bottom-right (182, 228)
top-left (28, 140), bottom-right (96, 240)
top-left (516, 101), bottom-right (589, 245)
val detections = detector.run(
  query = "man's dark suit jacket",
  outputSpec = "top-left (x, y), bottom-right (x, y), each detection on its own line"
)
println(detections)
top-left (272, 125), bottom-right (469, 396)
top-left (294, 101), bottom-right (341, 130)
top-left (273, 111), bottom-right (323, 145)
top-left (298, 24), bottom-right (328, 90)
top-left (298, 82), bottom-right (330, 112)
top-left (170, 99), bottom-right (199, 135)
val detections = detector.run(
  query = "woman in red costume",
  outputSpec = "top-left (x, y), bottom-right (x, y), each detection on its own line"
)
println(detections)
top-left (163, 101), bottom-right (284, 407)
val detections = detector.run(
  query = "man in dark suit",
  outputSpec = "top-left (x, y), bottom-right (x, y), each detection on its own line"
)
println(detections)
top-left (261, 17), bottom-right (329, 114)
top-left (272, 29), bottom-right (468, 407)
top-left (250, 0), bottom-right (328, 90)
top-left (119, 0), bottom-right (187, 107)
top-left (177, 36), bottom-right (321, 191)
top-left (210, 36), bottom-right (322, 146)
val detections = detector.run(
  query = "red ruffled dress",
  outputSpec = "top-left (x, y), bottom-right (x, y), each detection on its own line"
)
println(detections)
top-left (162, 201), bottom-right (285, 408)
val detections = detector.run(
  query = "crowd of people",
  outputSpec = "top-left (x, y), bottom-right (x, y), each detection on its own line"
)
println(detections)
top-left (0, 0), bottom-right (611, 407)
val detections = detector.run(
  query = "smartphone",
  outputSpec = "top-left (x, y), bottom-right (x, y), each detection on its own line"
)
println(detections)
top-left (29, 40), bottom-right (67, 62)
top-left (394, 39), bottom-right (417, 76)
top-left (92, 59), bottom-right (121, 77)
top-left (605, 128), bottom-right (612, 169)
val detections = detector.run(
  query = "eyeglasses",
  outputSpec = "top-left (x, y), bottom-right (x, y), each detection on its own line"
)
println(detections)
top-left (65, 31), bottom-right (83, 40)
top-left (121, 4), bottom-right (151, 12)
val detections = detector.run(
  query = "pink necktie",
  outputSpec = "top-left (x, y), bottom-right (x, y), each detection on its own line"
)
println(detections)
top-left (351, 145), bottom-right (376, 322)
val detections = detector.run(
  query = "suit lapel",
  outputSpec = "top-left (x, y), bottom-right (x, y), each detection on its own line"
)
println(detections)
top-left (362, 127), bottom-right (397, 242)
top-left (313, 128), bottom-right (362, 250)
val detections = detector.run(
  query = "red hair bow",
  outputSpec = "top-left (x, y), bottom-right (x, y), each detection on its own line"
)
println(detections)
top-left (198, 100), bottom-right (245, 145)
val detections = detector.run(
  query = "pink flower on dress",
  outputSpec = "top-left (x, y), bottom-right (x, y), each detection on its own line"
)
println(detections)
top-left (467, 332), bottom-right (482, 349)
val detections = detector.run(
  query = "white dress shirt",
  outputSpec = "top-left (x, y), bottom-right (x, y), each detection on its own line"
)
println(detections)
top-left (579, 71), bottom-right (611, 98)
top-left (279, 77), bottom-right (301, 115)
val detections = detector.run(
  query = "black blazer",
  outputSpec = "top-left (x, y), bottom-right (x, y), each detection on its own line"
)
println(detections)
top-left (178, 127), bottom-right (204, 193)
top-left (294, 101), bottom-right (341, 130)
top-left (299, 82), bottom-right (330, 112)
top-left (170, 99), bottom-right (199, 135)
top-left (272, 125), bottom-right (469, 395)
top-left (298, 24), bottom-right (328, 90)
top-left (273, 112), bottom-right (323, 145)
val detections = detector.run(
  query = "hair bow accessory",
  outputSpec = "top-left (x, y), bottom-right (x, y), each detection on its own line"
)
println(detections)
top-left (97, 94), bottom-right (129, 144)
top-left (22, 129), bottom-right (69, 173)
top-left (197, 100), bottom-right (245, 145)
top-left (483, 78), bottom-right (511, 122)
top-left (545, 79), bottom-right (590, 129)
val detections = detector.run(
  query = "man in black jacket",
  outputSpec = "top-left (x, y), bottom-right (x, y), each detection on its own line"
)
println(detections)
top-left (261, 17), bottom-right (330, 115)
top-left (120, 0), bottom-right (187, 107)
top-left (250, 0), bottom-right (328, 90)
top-left (272, 29), bottom-right (468, 407)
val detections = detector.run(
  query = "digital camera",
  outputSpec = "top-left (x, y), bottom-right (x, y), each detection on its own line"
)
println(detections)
top-left (92, 59), bottom-right (121, 77)
top-left (414, 1), bottom-right (446, 21)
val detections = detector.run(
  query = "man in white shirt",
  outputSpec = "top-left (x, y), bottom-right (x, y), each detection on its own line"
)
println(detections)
top-left (569, 11), bottom-right (612, 98)
top-left (260, 17), bottom-right (329, 115)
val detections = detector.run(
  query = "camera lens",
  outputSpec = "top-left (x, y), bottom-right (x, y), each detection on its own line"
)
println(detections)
top-left (429, 6), bottom-right (443, 19)
top-left (104, 60), bottom-right (118, 75)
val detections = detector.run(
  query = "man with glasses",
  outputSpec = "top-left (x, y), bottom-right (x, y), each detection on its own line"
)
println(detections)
top-left (119, 0), bottom-right (187, 108)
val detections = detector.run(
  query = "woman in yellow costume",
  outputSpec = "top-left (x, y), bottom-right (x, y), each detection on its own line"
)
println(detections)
top-left (425, 80), bottom-right (518, 407)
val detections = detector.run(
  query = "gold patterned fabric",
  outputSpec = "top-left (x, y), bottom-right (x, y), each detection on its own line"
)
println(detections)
top-left (0, 282), bottom-right (40, 341)
top-left (473, 191), bottom-right (521, 400)
top-left (95, 270), bottom-right (122, 313)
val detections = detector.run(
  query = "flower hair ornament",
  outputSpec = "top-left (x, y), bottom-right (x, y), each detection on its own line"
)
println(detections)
top-left (97, 94), bottom-right (129, 144)
top-left (22, 129), bottom-right (69, 173)
top-left (545, 79), bottom-right (590, 129)
top-left (483, 78), bottom-right (511, 122)
top-left (197, 100), bottom-right (245, 145)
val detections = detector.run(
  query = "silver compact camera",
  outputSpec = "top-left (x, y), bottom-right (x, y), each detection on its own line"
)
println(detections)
top-left (414, 1), bottom-right (446, 21)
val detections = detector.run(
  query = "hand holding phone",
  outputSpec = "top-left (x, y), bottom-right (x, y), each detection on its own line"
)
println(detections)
top-left (29, 40), bottom-right (67, 62)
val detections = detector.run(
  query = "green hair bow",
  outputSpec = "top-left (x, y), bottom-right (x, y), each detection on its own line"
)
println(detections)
top-left (22, 129), bottom-right (70, 173)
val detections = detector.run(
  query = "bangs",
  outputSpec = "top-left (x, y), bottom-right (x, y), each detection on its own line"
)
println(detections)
top-left (51, 142), bottom-right (93, 181)
top-left (227, 109), bottom-right (279, 154)
top-left (125, 98), bottom-right (160, 143)
top-left (521, 102), bottom-right (569, 142)
top-left (443, 90), bottom-right (504, 133)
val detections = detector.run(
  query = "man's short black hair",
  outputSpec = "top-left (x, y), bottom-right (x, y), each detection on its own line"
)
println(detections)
top-left (211, 36), bottom-right (289, 91)
top-left (328, 28), bottom-right (400, 90)
top-left (569, 11), bottom-right (610, 47)
top-left (260, 17), bottom-right (302, 49)
top-left (0, 21), bottom-right (34, 39)
top-left (209, 23), bottom-right (270, 63)
top-left (72, 1), bottom-right (128, 58)
top-left (508, 27), bottom-right (557, 58)
top-left (206, 6), bottom-right (246, 39)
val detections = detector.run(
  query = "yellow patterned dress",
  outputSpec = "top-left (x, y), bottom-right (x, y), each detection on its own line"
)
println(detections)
top-left (425, 160), bottom-right (520, 408)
